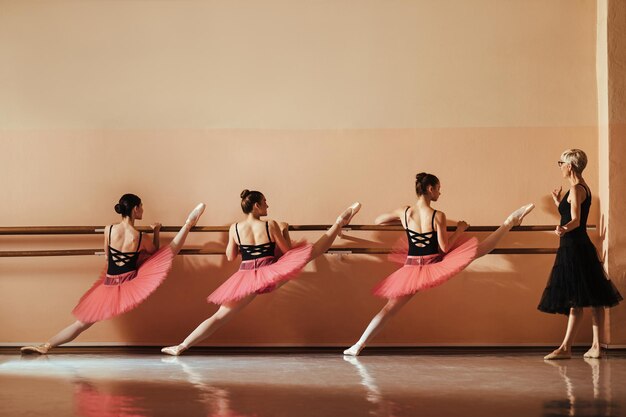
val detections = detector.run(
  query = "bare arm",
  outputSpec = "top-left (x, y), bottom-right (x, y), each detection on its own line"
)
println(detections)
top-left (374, 207), bottom-right (405, 226)
top-left (142, 231), bottom-right (157, 255)
top-left (269, 220), bottom-right (292, 254)
top-left (435, 211), bottom-right (468, 253)
top-left (551, 186), bottom-right (563, 207)
top-left (556, 185), bottom-right (585, 236)
top-left (150, 223), bottom-right (161, 251)
top-left (225, 224), bottom-right (239, 261)
top-left (103, 225), bottom-right (110, 260)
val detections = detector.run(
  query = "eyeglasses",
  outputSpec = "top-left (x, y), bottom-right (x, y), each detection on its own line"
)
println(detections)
top-left (557, 161), bottom-right (568, 167)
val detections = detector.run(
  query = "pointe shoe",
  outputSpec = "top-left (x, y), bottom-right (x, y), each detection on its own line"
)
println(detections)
top-left (583, 347), bottom-right (601, 359)
top-left (544, 349), bottom-right (571, 360)
top-left (161, 344), bottom-right (187, 356)
top-left (343, 343), bottom-right (364, 356)
top-left (505, 203), bottom-right (535, 227)
top-left (336, 202), bottom-right (362, 227)
top-left (185, 203), bottom-right (206, 227)
top-left (20, 343), bottom-right (51, 355)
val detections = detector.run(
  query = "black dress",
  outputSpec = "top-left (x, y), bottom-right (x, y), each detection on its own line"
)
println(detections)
top-left (538, 184), bottom-right (622, 315)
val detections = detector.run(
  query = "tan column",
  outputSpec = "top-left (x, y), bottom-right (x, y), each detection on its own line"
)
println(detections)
top-left (599, 0), bottom-right (626, 346)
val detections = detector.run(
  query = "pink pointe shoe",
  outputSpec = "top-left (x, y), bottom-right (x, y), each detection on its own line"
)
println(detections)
top-left (343, 343), bottom-right (364, 356)
top-left (337, 202), bottom-right (362, 227)
top-left (161, 344), bottom-right (187, 356)
top-left (20, 343), bottom-right (51, 355)
top-left (185, 203), bottom-right (206, 227)
top-left (505, 203), bottom-right (535, 227)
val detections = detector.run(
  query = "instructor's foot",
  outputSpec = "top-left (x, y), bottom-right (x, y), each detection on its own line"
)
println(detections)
top-left (343, 343), bottom-right (364, 356)
top-left (20, 343), bottom-right (51, 355)
top-left (544, 348), bottom-right (571, 360)
top-left (584, 346), bottom-right (601, 359)
top-left (161, 344), bottom-right (187, 356)
top-left (337, 202), bottom-right (362, 227)
top-left (505, 203), bottom-right (535, 227)
top-left (185, 203), bottom-right (206, 227)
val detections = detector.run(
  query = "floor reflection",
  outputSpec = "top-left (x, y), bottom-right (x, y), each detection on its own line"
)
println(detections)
top-left (542, 358), bottom-right (618, 417)
top-left (0, 353), bottom-right (624, 417)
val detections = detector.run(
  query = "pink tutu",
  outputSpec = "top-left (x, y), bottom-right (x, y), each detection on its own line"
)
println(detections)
top-left (207, 243), bottom-right (313, 305)
top-left (372, 236), bottom-right (479, 298)
top-left (72, 246), bottom-right (175, 323)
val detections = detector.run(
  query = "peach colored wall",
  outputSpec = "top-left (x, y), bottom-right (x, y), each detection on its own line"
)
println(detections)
top-left (600, 0), bottom-right (626, 346)
top-left (0, 1), bottom-right (606, 346)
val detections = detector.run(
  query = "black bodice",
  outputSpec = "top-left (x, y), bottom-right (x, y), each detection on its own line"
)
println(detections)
top-left (107, 225), bottom-right (142, 275)
top-left (405, 207), bottom-right (439, 256)
top-left (236, 222), bottom-right (276, 261)
top-left (558, 184), bottom-right (591, 238)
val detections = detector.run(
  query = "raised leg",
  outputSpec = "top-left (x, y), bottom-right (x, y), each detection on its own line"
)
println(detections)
top-left (475, 203), bottom-right (534, 258)
top-left (309, 202), bottom-right (360, 260)
top-left (169, 203), bottom-right (206, 255)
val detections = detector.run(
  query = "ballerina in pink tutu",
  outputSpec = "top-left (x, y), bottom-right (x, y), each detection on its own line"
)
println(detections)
top-left (21, 194), bottom-right (205, 354)
top-left (343, 173), bottom-right (534, 356)
top-left (161, 189), bottom-right (361, 356)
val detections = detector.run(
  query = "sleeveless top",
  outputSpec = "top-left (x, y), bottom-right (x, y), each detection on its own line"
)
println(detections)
top-left (558, 183), bottom-right (591, 239)
top-left (236, 222), bottom-right (276, 261)
top-left (107, 225), bottom-right (142, 275)
top-left (405, 207), bottom-right (439, 256)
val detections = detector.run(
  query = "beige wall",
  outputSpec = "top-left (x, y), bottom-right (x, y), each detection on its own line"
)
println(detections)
top-left (0, 0), bottom-right (612, 346)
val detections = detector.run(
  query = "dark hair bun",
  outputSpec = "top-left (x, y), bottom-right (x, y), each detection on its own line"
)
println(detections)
top-left (114, 204), bottom-right (122, 214)
top-left (240, 189), bottom-right (251, 199)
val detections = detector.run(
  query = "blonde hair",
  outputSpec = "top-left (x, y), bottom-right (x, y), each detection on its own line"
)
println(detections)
top-left (561, 149), bottom-right (587, 174)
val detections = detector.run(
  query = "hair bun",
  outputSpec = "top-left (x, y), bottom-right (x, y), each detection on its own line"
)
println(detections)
top-left (240, 189), bottom-right (251, 199)
top-left (114, 204), bottom-right (122, 214)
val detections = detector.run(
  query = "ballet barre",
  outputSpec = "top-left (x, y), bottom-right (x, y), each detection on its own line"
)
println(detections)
top-left (0, 224), bottom-right (595, 235)
top-left (0, 248), bottom-right (558, 257)
top-left (0, 224), bottom-right (595, 257)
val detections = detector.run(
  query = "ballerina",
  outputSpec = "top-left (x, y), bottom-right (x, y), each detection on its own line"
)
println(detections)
top-left (161, 189), bottom-right (360, 355)
top-left (21, 194), bottom-right (205, 354)
top-left (343, 172), bottom-right (534, 356)
top-left (539, 149), bottom-right (622, 360)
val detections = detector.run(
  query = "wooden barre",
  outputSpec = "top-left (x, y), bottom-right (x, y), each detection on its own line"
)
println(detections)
top-left (0, 248), bottom-right (558, 257)
top-left (0, 225), bottom-right (595, 235)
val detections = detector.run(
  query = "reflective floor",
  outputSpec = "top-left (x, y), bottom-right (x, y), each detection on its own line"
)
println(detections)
top-left (1, 351), bottom-right (624, 417)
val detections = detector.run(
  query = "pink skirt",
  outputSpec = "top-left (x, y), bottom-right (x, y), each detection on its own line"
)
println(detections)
top-left (207, 243), bottom-right (313, 305)
top-left (72, 246), bottom-right (175, 323)
top-left (372, 236), bottom-right (479, 299)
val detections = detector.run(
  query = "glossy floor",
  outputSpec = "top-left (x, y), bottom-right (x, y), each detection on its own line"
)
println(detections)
top-left (1, 351), bottom-right (624, 417)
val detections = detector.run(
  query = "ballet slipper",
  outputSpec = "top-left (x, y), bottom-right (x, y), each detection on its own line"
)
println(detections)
top-left (336, 202), bottom-right (362, 227)
top-left (161, 344), bottom-right (187, 356)
top-left (504, 203), bottom-right (535, 227)
top-left (583, 346), bottom-right (601, 359)
top-left (20, 343), bottom-right (51, 355)
top-left (343, 343), bottom-right (364, 356)
top-left (185, 203), bottom-right (206, 227)
top-left (543, 348), bottom-right (571, 360)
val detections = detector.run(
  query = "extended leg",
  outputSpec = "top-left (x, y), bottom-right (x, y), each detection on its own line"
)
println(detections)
top-left (21, 320), bottom-right (94, 354)
top-left (309, 202), bottom-right (361, 260)
top-left (161, 294), bottom-right (255, 356)
top-left (475, 204), bottom-right (534, 258)
top-left (343, 295), bottom-right (413, 356)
